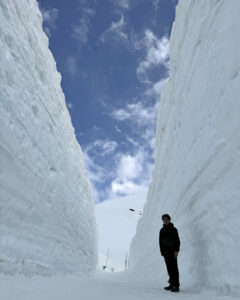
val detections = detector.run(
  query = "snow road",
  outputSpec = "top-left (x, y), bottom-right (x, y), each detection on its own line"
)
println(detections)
top-left (0, 272), bottom-right (238, 300)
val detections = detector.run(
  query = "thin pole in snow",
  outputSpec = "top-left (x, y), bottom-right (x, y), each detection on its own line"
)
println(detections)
top-left (125, 252), bottom-right (128, 271)
top-left (106, 248), bottom-right (110, 267)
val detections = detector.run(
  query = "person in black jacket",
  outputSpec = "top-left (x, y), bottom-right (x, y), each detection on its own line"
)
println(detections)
top-left (159, 214), bottom-right (180, 292)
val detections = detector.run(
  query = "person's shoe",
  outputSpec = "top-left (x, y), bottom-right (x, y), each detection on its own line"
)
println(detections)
top-left (164, 285), bottom-right (172, 290)
top-left (171, 286), bottom-right (180, 292)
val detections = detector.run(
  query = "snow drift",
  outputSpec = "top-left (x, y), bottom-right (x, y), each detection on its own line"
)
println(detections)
top-left (0, 0), bottom-right (97, 275)
top-left (96, 191), bottom-right (147, 272)
top-left (129, 0), bottom-right (240, 291)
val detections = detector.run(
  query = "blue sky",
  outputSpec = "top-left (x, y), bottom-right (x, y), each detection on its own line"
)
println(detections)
top-left (37, 0), bottom-right (177, 203)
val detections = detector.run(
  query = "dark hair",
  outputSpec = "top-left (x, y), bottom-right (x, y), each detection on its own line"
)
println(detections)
top-left (162, 214), bottom-right (171, 220)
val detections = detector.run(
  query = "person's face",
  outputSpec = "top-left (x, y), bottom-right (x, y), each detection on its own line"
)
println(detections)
top-left (162, 217), bottom-right (170, 225)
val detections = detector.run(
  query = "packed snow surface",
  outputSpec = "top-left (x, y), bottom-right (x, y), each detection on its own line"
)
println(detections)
top-left (129, 0), bottom-right (240, 291)
top-left (0, 0), bottom-right (97, 275)
top-left (96, 191), bottom-right (147, 272)
top-left (0, 273), bottom-right (239, 300)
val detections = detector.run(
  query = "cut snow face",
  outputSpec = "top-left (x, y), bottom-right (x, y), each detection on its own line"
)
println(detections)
top-left (0, 0), bottom-right (97, 275)
top-left (129, 0), bottom-right (240, 291)
top-left (95, 191), bottom-right (148, 272)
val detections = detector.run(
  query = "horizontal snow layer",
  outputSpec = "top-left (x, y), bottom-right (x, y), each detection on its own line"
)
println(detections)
top-left (0, 0), bottom-right (97, 275)
top-left (129, 0), bottom-right (240, 290)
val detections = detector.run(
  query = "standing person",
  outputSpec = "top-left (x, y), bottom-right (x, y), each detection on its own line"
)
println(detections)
top-left (159, 214), bottom-right (180, 292)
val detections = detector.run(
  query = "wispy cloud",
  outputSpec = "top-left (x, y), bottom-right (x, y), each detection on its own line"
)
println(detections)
top-left (143, 78), bottom-right (165, 100)
top-left (105, 99), bottom-right (158, 198)
top-left (126, 136), bottom-right (139, 147)
top-left (82, 99), bottom-right (159, 201)
top-left (152, 0), bottom-right (160, 10)
top-left (83, 138), bottom-right (118, 202)
top-left (96, 27), bottom-right (169, 201)
top-left (94, 139), bottom-right (118, 156)
top-left (83, 151), bottom-right (106, 203)
top-left (114, 125), bottom-right (122, 133)
top-left (84, 138), bottom-right (118, 157)
top-left (66, 56), bottom-right (77, 75)
top-left (66, 5), bottom-right (96, 75)
top-left (110, 101), bottom-right (158, 127)
top-left (106, 76), bottom-right (166, 200)
top-left (82, 133), bottom-right (154, 201)
top-left (110, 0), bottom-right (130, 10)
top-left (137, 30), bottom-right (169, 83)
top-left (72, 7), bottom-right (96, 46)
top-left (67, 102), bottom-right (75, 110)
top-left (40, 7), bottom-right (59, 37)
top-left (100, 14), bottom-right (128, 44)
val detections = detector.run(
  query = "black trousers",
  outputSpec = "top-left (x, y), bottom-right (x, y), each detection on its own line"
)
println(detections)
top-left (163, 253), bottom-right (180, 288)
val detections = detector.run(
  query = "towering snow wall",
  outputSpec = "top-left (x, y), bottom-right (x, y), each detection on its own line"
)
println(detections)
top-left (129, 0), bottom-right (240, 290)
top-left (0, 0), bottom-right (97, 275)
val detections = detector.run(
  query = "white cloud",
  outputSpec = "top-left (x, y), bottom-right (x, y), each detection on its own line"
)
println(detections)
top-left (111, 180), bottom-right (146, 196)
top-left (110, 107), bottom-right (131, 120)
top-left (72, 7), bottom-right (96, 46)
top-left (82, 138), bottom-right (118, 202)
top-left (114, 125), bottom-right (122, 133)
top-left (84, 138), bottom-right (118, 157)
top-left (94, 139), bottom-right (118, 156)
top-left (118, 0), bottom-right (130, 9)
top-left (110, 0), bottom-right (130, 10)
top-left (67, 6), bottom-right (96, 75)
top-left (41, 7), bottom-right (58, 27)
top-left (98, 97), bottom-right (108, 108)
top-left (44, 27), bottom-right (51, 37)
top-left (67, 102), bottom-right (74, 110)
top-left (93, 125), bottom-right (104, 132)
top-left (117, 152), bottom-right (144, 180)
top-left (82, 132), bottom-right (155, 201)
top-left (152, 79), bottom-right (164, 96)
top-left (83, 151), bottom-right (105, 183)
top-left (143, 78), bottom-right (166, 100)
top-left (152, 0), bottom-right (160, 10)
top-left (106, 57), bottom-right (168, 201)
top-left (126, 136), bottom-right (139, 147)
top-left (76, 131), bottom-right (84, 137)
top-left (83, 151), bottom-right (105, 203)
top-left (137, 30), bottom-right (169, 82)
top-left (73, 19), bottom-right (89, 45)
top-left (108, 149), bottom-right (153, 198)
top-left (107, 98), bottom-right (161, 200)
top-left (110, 101), bottom-right (157, 127)
top-left (100, 14), bottom-right (128, 44)
top-left (66, 56), bottom-right (77, 75)
top-left (83, 7), bottom-right (96, 16)
top-left (83, 136), bottom-right (153, 201)
top-left (40, 7), bottom-right (59, 37)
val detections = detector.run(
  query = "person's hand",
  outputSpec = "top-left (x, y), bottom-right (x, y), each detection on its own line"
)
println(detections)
top-left (174, 251), bottom-right (178, 258)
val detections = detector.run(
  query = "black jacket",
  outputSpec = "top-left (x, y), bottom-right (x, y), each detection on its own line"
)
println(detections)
top-left (159, 222), bottom-right (180, 256)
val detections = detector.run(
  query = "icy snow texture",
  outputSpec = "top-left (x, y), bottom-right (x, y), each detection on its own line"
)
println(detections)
top-left (0, 0), bottom-right (97, 275)
top-left (129, 0), bottom-right (240, 291)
